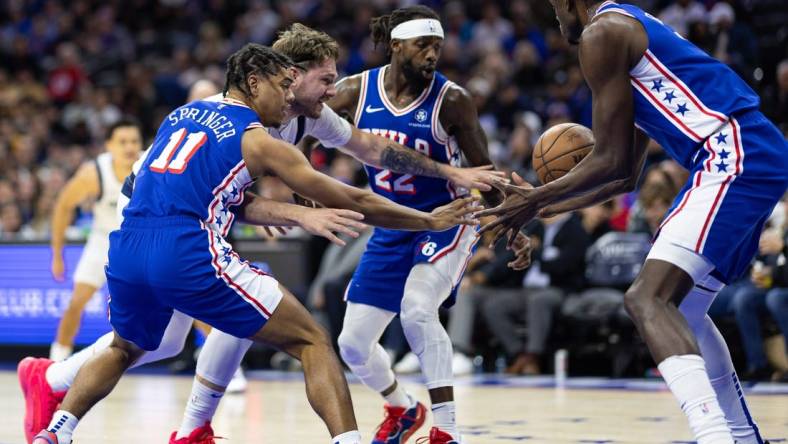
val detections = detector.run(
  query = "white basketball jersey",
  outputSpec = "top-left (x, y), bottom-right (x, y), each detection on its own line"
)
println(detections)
top-left (93, 152), bottom-right (122, 233)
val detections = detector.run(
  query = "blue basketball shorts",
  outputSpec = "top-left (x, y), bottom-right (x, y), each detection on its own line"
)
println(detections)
top-left (345, 224), bottom-right (479, 313)
top-left (653, 110), bottom-right (788, 284)
top-left (105, 216), bottom-right (283, 351)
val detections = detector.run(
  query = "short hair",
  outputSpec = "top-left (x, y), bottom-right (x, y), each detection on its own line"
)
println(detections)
top-left (106, 118), bottom-right (140, 140)
top-left (370, 5), bottom-right (440, 54)
top-left (223, 43), bottom-right (294, 97)
top-left (272, 23), bottom-right (339, 69)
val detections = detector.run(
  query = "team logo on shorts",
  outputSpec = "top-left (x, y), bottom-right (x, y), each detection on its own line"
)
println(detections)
top-left (415, 109), bottom-right (428, 123)
top-left (421, 241), bottom-right (437, 256)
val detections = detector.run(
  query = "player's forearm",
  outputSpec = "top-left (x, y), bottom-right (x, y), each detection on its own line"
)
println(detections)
top-left (50, 203), bottom-right (73, 255)
top-left (348, 131), bottom-right (449, 178)
top-left (351, 190), bottom-right (433, 231)
top-left (540, 179), bottom-right (634, 216)
top-left (236, 192), bottom-right (304, 227)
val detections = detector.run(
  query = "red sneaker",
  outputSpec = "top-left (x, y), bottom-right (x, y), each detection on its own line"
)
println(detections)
top-left (18, 358), bottom-right (66, 444)
top-left (415, 427), bottom-right (461, 444)
top-left (371, 401), bottom-right (426, 444)
top-left (31, 430), bottom-right (59, 444)
top-left (169, 421), bottom-right (221, 444)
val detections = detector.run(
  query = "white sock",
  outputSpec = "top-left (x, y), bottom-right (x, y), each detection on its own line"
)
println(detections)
top-left (176, 379), bottom-right (224, 439)
top-left (658, 355), bottom-right (733, 444)
top-left (49, 343), bottom-right (73, 362)
top-left (47, 410), bottom-right (79, 444)
top-left (332, 430), bottom-right (362, 444)
top-left (383, 384), bottom-right (413, 407)
top-left (431, 401), bottom-right (458, 439)
top-left (46, 333), bottom-right (114, 392)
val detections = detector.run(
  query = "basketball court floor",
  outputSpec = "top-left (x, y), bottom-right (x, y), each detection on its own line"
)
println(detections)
top-left (2, 370), bottom-right (786, 443)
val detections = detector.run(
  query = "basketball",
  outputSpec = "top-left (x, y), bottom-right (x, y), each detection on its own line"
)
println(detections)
top-left (532, 123), bottom-right (595, 184)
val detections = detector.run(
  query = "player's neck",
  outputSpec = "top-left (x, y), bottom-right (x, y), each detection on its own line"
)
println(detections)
top-left (385, 61), bottom-right (429, 101)
top-left (111, 159), bottom-right (132, 180)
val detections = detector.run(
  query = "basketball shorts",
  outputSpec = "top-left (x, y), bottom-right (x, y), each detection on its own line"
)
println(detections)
top-left (106, 216), bottom-right (283, 351)
top-left (72, 231), bottom-right (110, 288)
top-left (652, 110), bottom-right (788, 284)
top-left (345, 224), bottom-right (478, 313)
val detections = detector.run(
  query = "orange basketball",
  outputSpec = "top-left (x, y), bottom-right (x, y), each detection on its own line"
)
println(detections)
top-left (532, 123), bottom-right (595, 184)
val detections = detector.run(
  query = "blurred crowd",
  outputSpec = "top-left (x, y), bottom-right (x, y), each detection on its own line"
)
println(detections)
top-left (1, 0), bottom-right (788, 378)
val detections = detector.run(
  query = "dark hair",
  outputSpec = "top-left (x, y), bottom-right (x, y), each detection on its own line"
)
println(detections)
top-left (106, 117), bottom-right (140, 140)
top-left (370, 5), bottom-right (440, 54)
top-left (273, 23), bottom-right (339, 69)
top-left (223, 43), bottom-right (294, 96)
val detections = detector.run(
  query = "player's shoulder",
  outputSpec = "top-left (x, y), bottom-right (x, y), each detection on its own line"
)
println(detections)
top-left (441, 81), bottom-right (472, 107)
top-left (336, 73), bottom-right (364, 95)
top-left (584, 12), bottom-right (640, 47)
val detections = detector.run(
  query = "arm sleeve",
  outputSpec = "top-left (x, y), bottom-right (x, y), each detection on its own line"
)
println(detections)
top-left (308, 105), bottom-right (353, 148)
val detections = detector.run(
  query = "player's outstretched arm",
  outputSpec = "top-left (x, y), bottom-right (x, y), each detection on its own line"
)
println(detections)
top-left (50, 162), bottom-right (100, 280)
top-left (241, 128), bottom-right (479, 232)
top-left (327, 75), bottom-right (504, 191)
top-left (479, 16), bottom-right (648, 242)
top-left (235, 191), bottom-right (367, 246)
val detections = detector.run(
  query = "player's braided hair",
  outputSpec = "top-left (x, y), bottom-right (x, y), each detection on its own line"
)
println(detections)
top-left (370, 5), bottom-right (440, 55)
top-left (273, 23), bottom-right (339, 69)
top-left (223, 43), bottom-right (294, 97)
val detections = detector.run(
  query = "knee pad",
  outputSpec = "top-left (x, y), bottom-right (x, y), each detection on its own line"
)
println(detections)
top-left (337, 327), bottom-right (372, 366)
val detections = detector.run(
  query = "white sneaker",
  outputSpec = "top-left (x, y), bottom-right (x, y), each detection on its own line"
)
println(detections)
top-left (452, 352), bottom-right (474, 376)
top-left (393, 352), bottom-right (421, 373)
top-left (226, 367), bottom-right (247, 393)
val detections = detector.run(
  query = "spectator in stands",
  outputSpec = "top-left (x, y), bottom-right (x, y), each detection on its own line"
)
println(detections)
top-left (762, 59), bottom-right (788, 132)
top-left (730, 198), bottom-right (788, 381)
top-left (481, 213), bottom-right (590, 375)
top-left (659, 0), bottom-right (708, 37)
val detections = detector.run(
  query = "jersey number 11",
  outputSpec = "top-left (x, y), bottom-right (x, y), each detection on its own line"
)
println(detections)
top-left (150, 128), bottom-right (208, 174)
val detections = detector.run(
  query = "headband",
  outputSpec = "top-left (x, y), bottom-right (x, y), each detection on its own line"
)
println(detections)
top-left (390, 18), bottom-right (444, 40)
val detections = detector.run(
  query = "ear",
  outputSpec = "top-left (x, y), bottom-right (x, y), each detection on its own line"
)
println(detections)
top-left (246, 73), bottom-right (260, 97)
top-left (390, 39), bottom-right (400, 54)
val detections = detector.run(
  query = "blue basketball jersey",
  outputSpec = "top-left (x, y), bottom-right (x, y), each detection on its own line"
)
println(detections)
top-left (597, 1), bottom-right (761, 169)
top-left (354, 65), bottom-right (465, 212)
top-left (123, 97), bottom-right (263, 236)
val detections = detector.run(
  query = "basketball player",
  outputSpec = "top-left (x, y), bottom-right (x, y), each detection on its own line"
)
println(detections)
top-left (27, 43), bottom-right (480, 444)
top-left (49, 119), bottom-right (142, 361)
top-left (19, 28), bottom-right (511, 444)
top-left (328, 6), bottom-right (530, 444)
top-left (480, 1), bottom-right (788, 443)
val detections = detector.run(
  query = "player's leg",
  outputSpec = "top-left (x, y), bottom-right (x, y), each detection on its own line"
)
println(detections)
top-left (50, 282), bottom-right (98, 361)
top-left (624, 253), bottom-right (733, 444)
top-left (250, 286), bottom-right (360, 443)
top-left (173, 330), bottom-right (252, 441)
top-left (21, 304), bottom-right (193, 444)
top-left (679, 276), bottom-right (765, 444)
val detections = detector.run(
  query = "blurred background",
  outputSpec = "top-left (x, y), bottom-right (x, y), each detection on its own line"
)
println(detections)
top-left (1, 0), bottom-right (787, 381)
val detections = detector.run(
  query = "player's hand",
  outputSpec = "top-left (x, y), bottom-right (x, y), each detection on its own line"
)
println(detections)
top-left (477, 172), bottom-right (541, 248)
top-left (507, 231), bottom-right (533, 270)
top-left (51, 254), bottom-right (65, 281)
top-left (297, 207), bottom-right (367, 246)
top-left (445, 165), bottom-right (507, 191)
top-left (428, 196), bottom-right (482, 231)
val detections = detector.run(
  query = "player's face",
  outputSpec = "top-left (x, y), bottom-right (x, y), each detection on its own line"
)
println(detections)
top-left (249, 69), bottom-right (295, 127)
top-left (290, 58), bottom-right (338, 119)
top-left (106, 126), bottom-right (143, 168)
top-left (394, 36), bottom-right (443, 81)
top-left (549, 0), bottom-right (584, 44)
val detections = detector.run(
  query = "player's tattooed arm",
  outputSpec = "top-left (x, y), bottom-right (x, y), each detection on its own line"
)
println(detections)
top-left (51, 162), bottom-right (100, 280)
top-left (440, 85), bottom-right (504, 206)
top-left (241, 128), bottom-right (479, 232)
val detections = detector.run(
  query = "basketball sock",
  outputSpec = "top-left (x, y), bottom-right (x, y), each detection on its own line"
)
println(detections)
top-left (679, 282), bottom-right (764, 443)
top-left (383, 384), bottom-right (413, 408)
top-left (176, 379), bottom-right (224, 439)
top-left (658, 355), bottom-right (733, 444)
top-left (47, 410), bottom-right (78, 444)
top-left (431, 401), bottom-right (458, 439)
top-left (49, 343), bottom-right (73, 362)
top-left (332, 430), bottom-right (362, 444)
top-left (401, 264), bottom-right (454, 390)
top-left (46, 332), bottom-right (114, 392)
